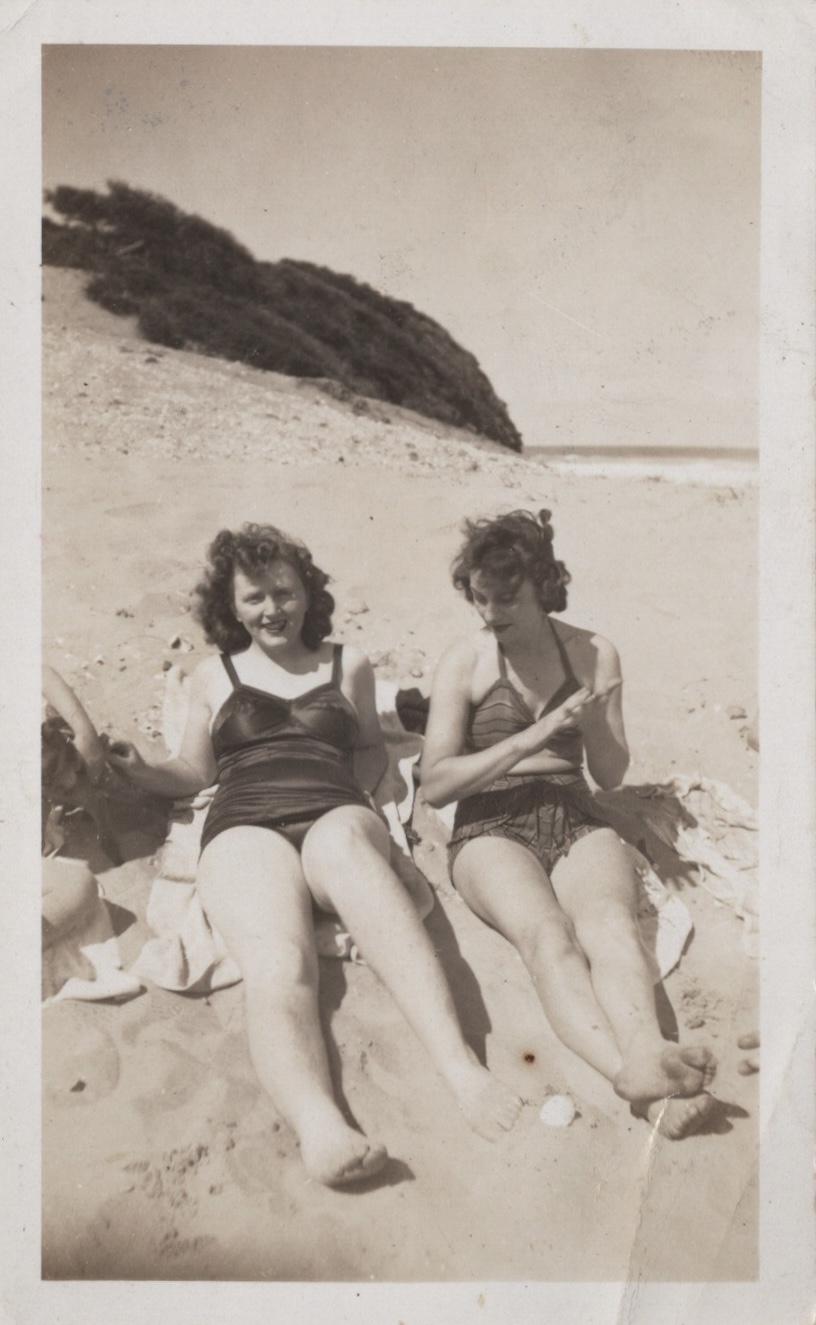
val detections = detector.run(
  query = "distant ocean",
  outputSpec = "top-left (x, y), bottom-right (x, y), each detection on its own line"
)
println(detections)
top-left (524, 445), bottom-right (758, 487)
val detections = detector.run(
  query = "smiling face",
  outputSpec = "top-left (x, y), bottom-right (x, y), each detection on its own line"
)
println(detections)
top-left (232, 558), bottom-right (310, 652)
top-left (468, 569), bottom-right (546, 643)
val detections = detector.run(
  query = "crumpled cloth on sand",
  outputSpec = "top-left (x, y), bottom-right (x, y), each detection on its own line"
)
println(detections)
top-left (130, 669), bottom-right (433, 993)
top-left (42, 869), bottom-right (143, 1006)
top-left (595, 777), bottom-right (758, 957)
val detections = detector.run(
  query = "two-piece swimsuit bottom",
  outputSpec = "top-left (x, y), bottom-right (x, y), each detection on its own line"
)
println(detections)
top-left (447, 624), bottom-right (608, 878)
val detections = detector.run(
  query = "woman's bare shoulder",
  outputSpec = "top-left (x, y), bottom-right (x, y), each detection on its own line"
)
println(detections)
top-left (192, 651), bottom-right (226, 678)
top-left (188, 652), bottom-right (227, 698)
top-left (556, 621), bottom-right (622, 684)
top-left (335, 641), bottom-right (371, 678)
top-left (437, 633), bottom-right (483, 676)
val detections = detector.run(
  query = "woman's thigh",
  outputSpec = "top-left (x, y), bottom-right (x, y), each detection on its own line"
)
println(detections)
top-left (41, 856), bottom-right (98, 941)
top-left (550, 826), bottom-right (640, 930)
top-left (451, 835), bottom-right (573, 949)
top-left (196, 826), bottom-right (316, 977)
top-left (300, 805), bottom-right (392, 911)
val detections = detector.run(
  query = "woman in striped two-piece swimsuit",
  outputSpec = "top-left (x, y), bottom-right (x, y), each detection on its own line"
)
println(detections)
top-left (421, 509), bottom-right (716, 1139)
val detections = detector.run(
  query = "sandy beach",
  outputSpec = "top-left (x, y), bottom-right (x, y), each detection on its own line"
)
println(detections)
top-left (42, 268), bottom-right (759, 1282)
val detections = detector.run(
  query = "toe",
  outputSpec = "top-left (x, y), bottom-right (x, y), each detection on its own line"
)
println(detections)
top-left (664, 1093), bottom-right (713, 1139)
top-left (679, 1045), bottom-right (717, 1082)
top-left (634, 1091), bottom-right (713, 1139)
top-left (329, 1143), bottom-right (388, 1188)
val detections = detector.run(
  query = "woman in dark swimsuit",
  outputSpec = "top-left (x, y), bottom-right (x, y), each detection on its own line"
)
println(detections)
top-left (421, 509), bottom-right (716, 1139)
top-left (109, 523), bottom-right (522, 1186)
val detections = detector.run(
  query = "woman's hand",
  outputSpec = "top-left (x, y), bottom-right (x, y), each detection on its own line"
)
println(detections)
top-left (524, 686), bottom-right (594, 751)
top-left (106, 737), bottom-right (213, 798)
top-left (565, 680), bottom-right (623, 731)
top-left (106, 739), bottom-right (149, 783)
top-left (522, 679), bottom-right (627, 789)
top-left (87, 660), bottom-right (217, 800)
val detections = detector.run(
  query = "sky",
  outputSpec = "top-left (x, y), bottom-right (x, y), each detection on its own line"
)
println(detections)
top-left (42, 46), bottom-right (761, 451)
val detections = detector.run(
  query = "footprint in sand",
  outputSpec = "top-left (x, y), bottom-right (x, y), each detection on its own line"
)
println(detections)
top-left (225, 1129), bottom-right (296, 1195)
top-left (85, 1146), bottom-right (221, 1277)
top-left (123, 1142), bottom-right (211, 1205)
top-left (43, 1016), bottom-right (121, 1107)
top-left (127, 1025), bottom-right (210, 1115)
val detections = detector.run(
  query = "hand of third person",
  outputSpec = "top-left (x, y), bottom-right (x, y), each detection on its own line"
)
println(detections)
top-left (106, 739), bottom-right (148, 781)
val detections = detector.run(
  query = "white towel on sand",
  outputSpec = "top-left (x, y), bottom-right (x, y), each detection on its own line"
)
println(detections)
top-left (595, 777), bottom-right (758, 957)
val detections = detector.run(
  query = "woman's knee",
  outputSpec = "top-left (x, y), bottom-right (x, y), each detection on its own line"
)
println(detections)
top-left (242, 933), bottom-right (318, 995)
top-left (572, 895), bottom-right (641, 955)
top-left (41, 859), bottom-right (99, 943)
top-left (519, 911), bottom-right (582, 971)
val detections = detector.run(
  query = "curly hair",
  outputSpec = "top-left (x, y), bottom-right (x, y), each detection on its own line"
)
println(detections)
top-left (451, 509), bottom-right (571, 614)
top-left (193, 523), bottom-right (335, 652)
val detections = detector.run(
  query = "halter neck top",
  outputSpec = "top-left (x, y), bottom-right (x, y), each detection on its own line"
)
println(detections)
top-left (466, 619), bottom-right (584, 767)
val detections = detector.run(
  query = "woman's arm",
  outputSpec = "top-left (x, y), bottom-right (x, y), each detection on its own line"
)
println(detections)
top-left (107, 663), bottom-right (218, 797)
top-left (42, 665), bottom-right (107, 784)
top-left (342, 646), bottom-right (389, 795)
top-left (578, 637), bottom-right (630, 790)
top-left (421, 641), bottom-right (592, 808)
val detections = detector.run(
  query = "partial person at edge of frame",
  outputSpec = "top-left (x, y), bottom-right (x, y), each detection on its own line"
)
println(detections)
top-left (41, 664), bottom-right (106, 953)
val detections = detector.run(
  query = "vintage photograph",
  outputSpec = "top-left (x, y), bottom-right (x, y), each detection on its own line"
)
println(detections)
top-left (38, 43), bottom-right (766, 1284)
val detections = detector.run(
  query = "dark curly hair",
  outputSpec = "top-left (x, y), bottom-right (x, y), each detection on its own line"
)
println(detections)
top-left (451, 509), bottom-right (571, 614)
top-left (193, 523), bottom-right (335, 653)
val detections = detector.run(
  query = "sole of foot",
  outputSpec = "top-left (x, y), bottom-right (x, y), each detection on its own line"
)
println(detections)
top-left (615, 1044), bottom-right (716, 1105)
top-left (633, 1091), bottom-right (714, 1140)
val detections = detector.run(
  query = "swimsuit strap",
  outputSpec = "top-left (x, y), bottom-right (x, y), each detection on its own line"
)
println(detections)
top-left (220, 654), bottom-right (242, 689)
top-left (331, 642), bottom-right (343, 687)
top-left (496, 619), bottom-right (577, 697)
top-left (497, 622), bottom-right (574, 682)
top-left (547, 617), bottom-right (578, 684)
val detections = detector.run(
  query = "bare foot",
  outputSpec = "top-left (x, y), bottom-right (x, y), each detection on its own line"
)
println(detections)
top-left (633, 1092), bottom-right (714, 1140)
top-left (614, 1044), bottom-right (716, 1105)
top-left (448, 1060), bottom-right (525, 1141)
top-left (299, 1120), bottom-right (388, 1188)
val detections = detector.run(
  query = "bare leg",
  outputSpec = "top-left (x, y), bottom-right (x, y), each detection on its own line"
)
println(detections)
top-left (42, 857), bottom-right (99, 949)
top-left (552, 829), bottom-right (715, 1138)
top-left (452, 836), bottom-right (624, 1085)
top-left (196, 827), bottom-right (387, 1186)
top-left (301, 807), bottom-right (523, 1140)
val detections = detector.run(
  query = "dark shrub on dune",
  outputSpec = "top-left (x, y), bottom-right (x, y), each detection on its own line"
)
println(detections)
top-left (137, 299), bottom-right (186, 350)
top-left (43, 181), bottom-right (523, 451)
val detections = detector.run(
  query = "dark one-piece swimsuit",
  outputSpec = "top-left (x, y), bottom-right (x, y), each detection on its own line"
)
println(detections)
top-left (200, 643), bottom-right (371, 854)
top-left (447, 619), bottom-right (608, 878)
